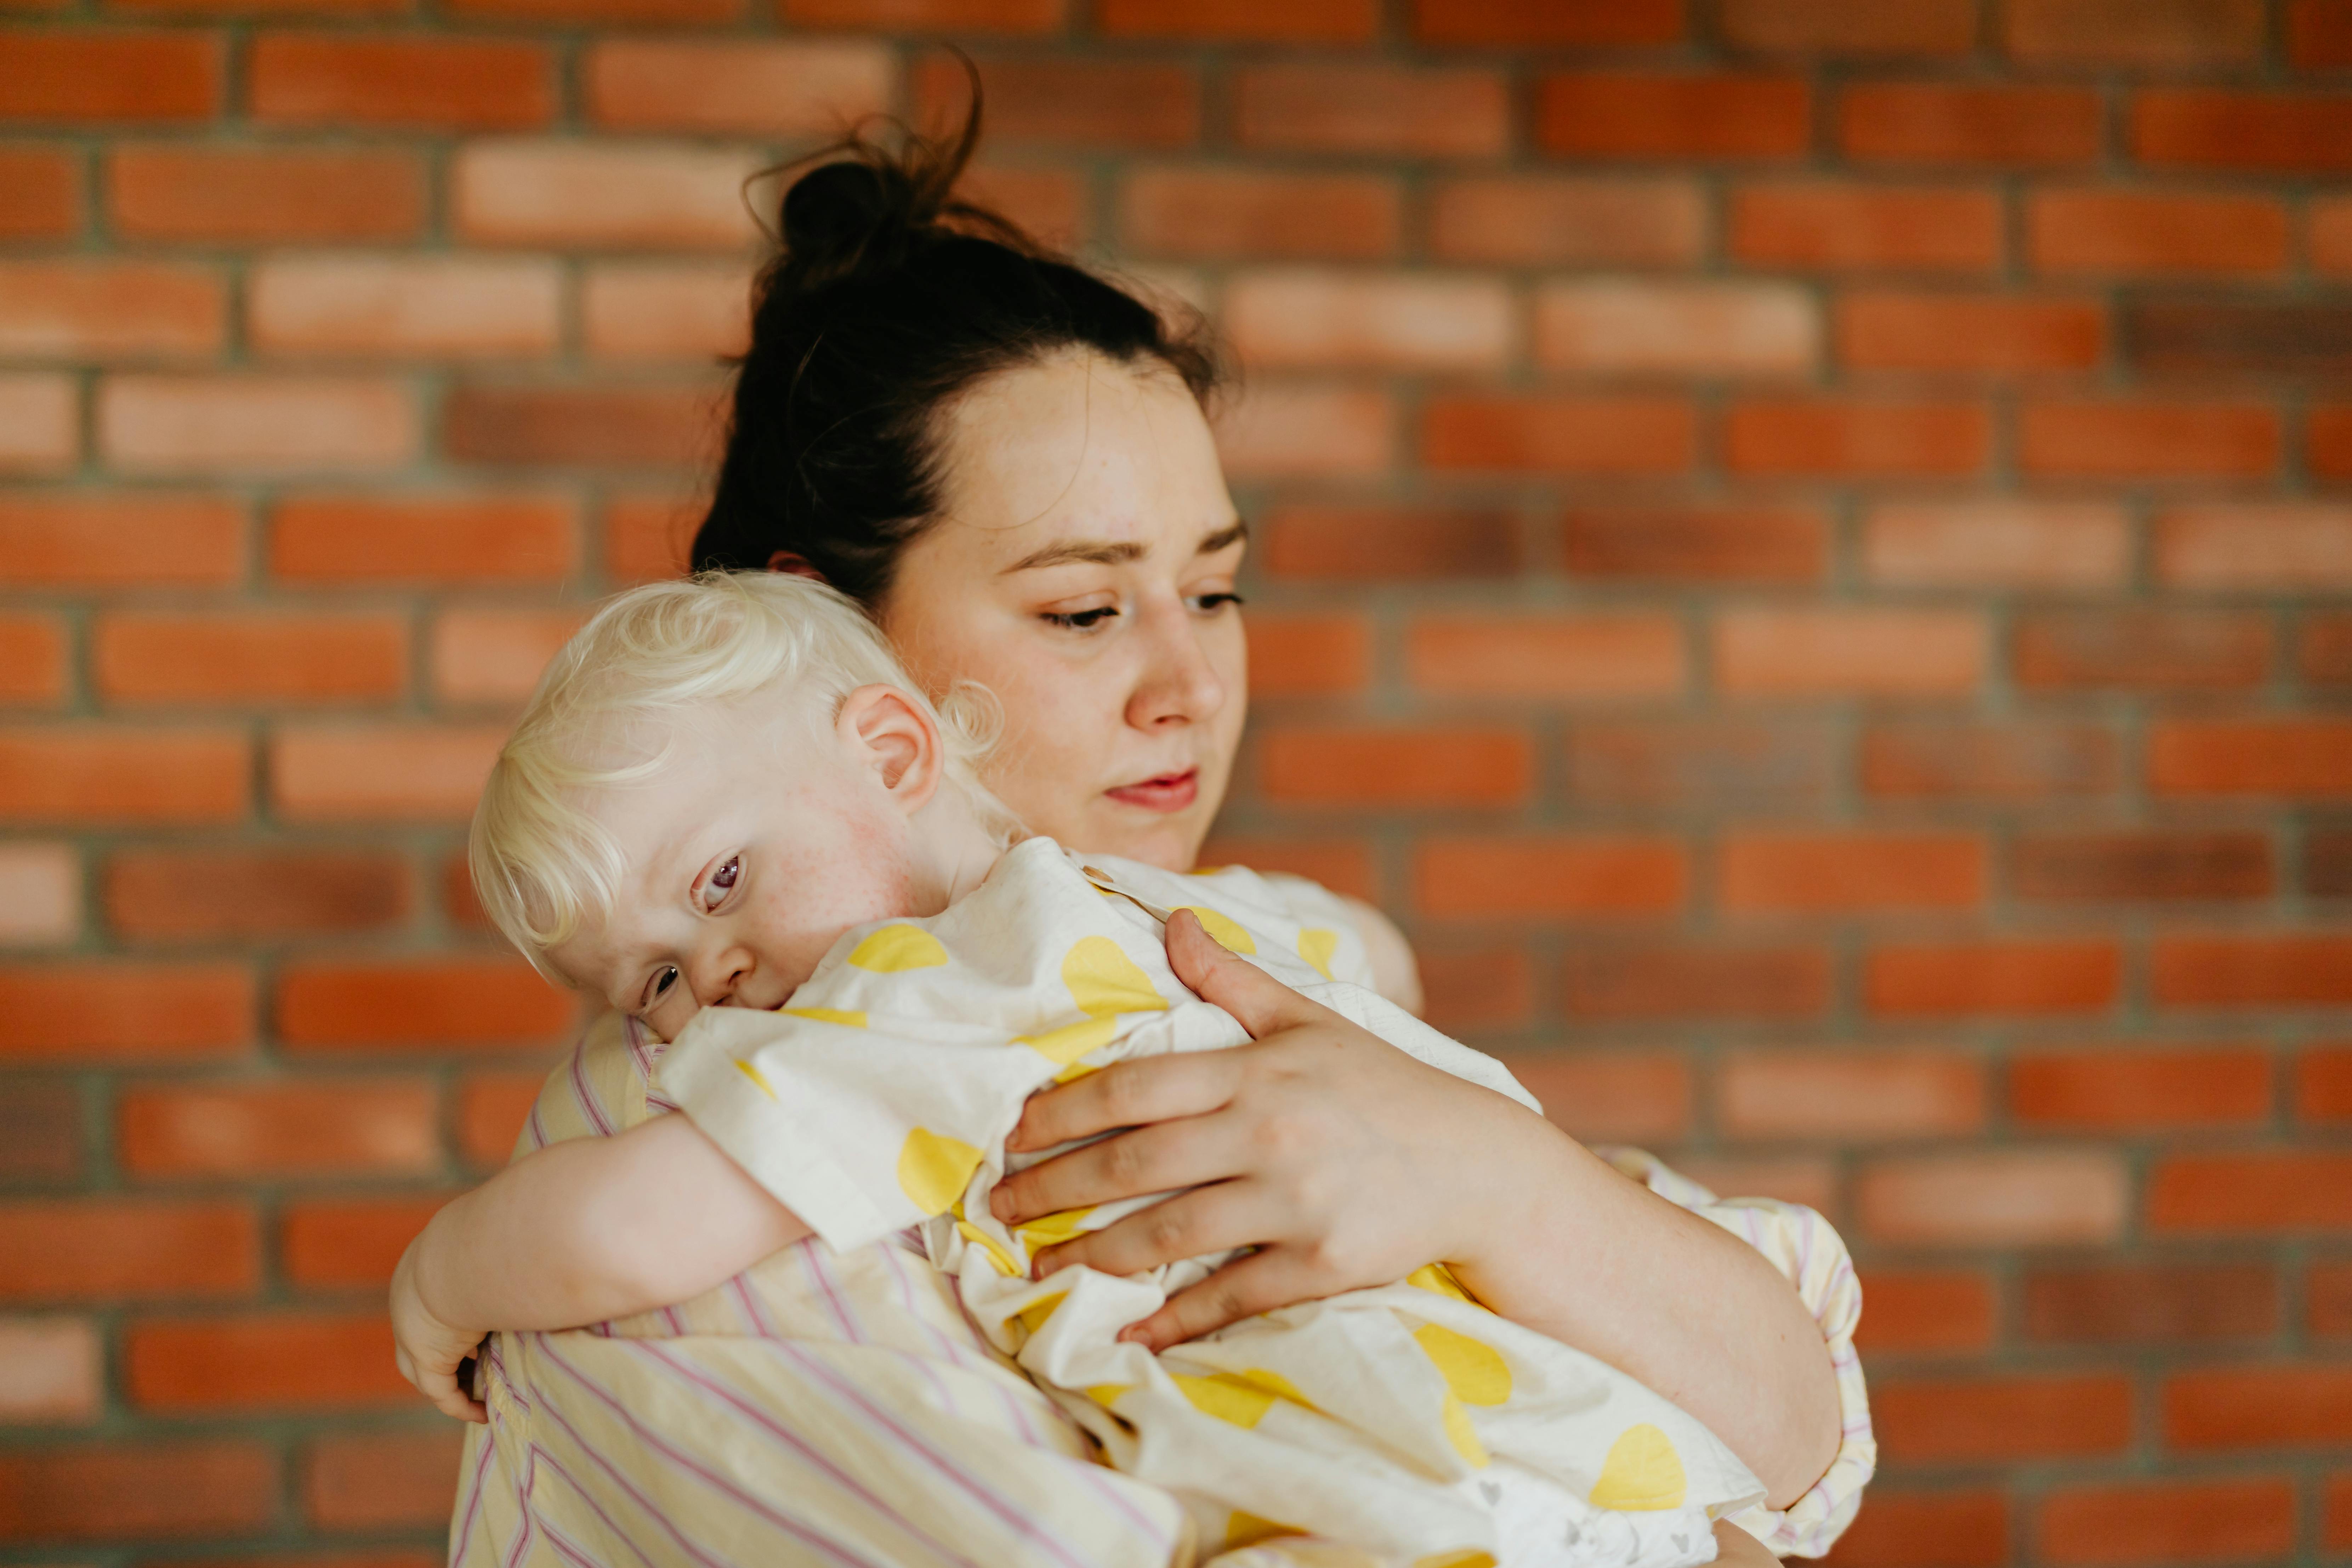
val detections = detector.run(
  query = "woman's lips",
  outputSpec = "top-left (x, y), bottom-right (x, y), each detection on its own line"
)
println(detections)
top-left (1105, 769), bottom-right (1198, 813)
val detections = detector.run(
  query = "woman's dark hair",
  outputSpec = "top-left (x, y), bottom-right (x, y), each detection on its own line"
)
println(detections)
top-left (689, 90), bottom-right (1223, 607)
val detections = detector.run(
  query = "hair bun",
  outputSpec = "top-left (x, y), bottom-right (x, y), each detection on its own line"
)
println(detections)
top-left (780, 158), bottom-right (933, 285)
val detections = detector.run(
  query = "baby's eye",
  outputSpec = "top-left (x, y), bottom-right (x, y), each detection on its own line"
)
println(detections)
top-left (702, 854), bottom-right (740, 912)
top-left (647, 966), bottom-right (680, 1008)
top-left (1042, 606), bottom-right (1118, 631)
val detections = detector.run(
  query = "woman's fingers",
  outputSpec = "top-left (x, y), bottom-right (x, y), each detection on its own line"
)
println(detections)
top-left (1005, 1044), bottom-right (1241, 1155)
top-left (1163, 909), bottom-right (1336, 1040)
top-left (1025, 1176), bottom-right (1276, 1279)
top-left (1118, 1246), bottom-right (1326, 1353)
top-left (993, 1103), bottom-right (1251, 1227)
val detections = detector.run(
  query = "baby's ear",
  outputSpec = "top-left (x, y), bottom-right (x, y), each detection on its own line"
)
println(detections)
top-left (836, 683), bottom-right (944, 809)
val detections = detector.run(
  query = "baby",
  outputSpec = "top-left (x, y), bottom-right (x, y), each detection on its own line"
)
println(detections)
top-left (396, 572), bottom-right (1765, 1568)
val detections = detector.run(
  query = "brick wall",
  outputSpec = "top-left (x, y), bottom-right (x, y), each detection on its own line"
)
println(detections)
top-left (4, 0), bottom-right (2351, 1562)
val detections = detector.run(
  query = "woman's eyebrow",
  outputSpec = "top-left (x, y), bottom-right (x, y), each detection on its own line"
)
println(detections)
top-left (1196, 519), bottom-right (1248, 556)
top-left (1000, 519), bottom-right (1245, 574)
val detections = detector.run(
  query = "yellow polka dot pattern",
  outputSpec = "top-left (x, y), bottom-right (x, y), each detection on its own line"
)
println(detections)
top-left (1414, 1552), bottom-right (1497, 1568)
top-left (1412, 1322), bottom-right (1511, 1407)
top-left (1588, 1423), bottom-right (1687, 1511)
top-left (1171, 1367), bottom-right (1314, 1429)
top-left (1298, 927), bottom-right (1340, 980)
top-left (1174, 904), bottom-right (1256, 954)
top-left (847, 924), bottom-right (948, 972)
top-left (896, 1127), bottom-right (982, 1216)
top-left (1013, 1291), bottom-right (1066, 1336)
top-left (1405, 1263), bottom-right (1476, 1303)
top-left (1061, 936), bottom-right (1166, 1017)
top-left (1439, 1391), bottom-right (1488, 1467)
top-left (1226, 1510), bottom-right (1305, 1549)
top-left (733, 1058), bottom-right (779, 1100)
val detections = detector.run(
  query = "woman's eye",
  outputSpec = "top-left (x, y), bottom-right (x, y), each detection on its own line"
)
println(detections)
top-left (701, 855), bottom-right (740, 912)
top-left (1189, 591), bottom-right (1245, 614)
top-left (1042, 606), bottom-right (1118, 630)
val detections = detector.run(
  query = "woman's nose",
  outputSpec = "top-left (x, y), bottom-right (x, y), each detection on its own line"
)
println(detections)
top-left (1125, 596), bottom-right (1227, 729)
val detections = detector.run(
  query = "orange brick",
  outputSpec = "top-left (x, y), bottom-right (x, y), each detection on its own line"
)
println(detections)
top-left (1413, 0), bottom-right (1680, 45)
top-left (2308, 619), bottom-right (2352, 688)
top-left (1819, 1489), bottom-right (2007, 1567)
top-left (1854, 1269), bottom-right (1998, 1354)
top-left (1672, 1155), bottom-right (1840, 1215)
top-left (1212, 384), bottom-right (1393, 479)
top-left (270, 723), bottom-right (505, 822)
top-left (1722, 0), bottom-right (1976, 52)
top-left (1534, 280), bottom-right (1816, 377)
top-left (110, 145), bottom-right (425, 242)
top-left (271, 492), bottom-right (575, 584)
top-left (1504, 1051), bottom-right (1691, 1143)
top-left (1415, 945), bottom-right (1535, 1033)
top-left (2013, 609), bottom-right (2269, 691)
top-left (278, 957), bottom-right (573, 1050)
top-left (1723, 398), bottom-right (1990, 476)
top-left (1562, 944), bottom-right (1832, 1020)
top-left (0, 614), bottom-right (65, 706)
top-left (605, 490), bottom-right (700, 582)
top-left (1841, 82), bottom-right (2103, 166)
top-left (0, 1316), bottom-right (100, 1423)
top-left (913, 53), bottom-right (1196, 149)
top-left (94, 613), bottom-right (407, 704)
top-left (2165, 1364), bottom-right (2352, 1448)
top-left (119, 1079), bottom-right (437, 1178)
top-left (2011, 830), bottom-right (2272, 902)
top-left (2154, 932), bottom-right (2352, 1006)
top-left (0, 30), bottom-right (219, 122)
top-left (458, 1067), bottom-right (545, 1167)
top-left (99, 374), bottom-right (416, 475)
top-left (303, 1427), bottom-right (465, 1529)
top-left (2151, 1150), bottom-right (2352, 1234)
top-left (1233, 63), bottom-right (1505, 157)
top-left (0, 492), bottom-right (243, 587)
top-left (2316, 1261), bottom-right (2352, 1336)
top-left (1226, 271), bottom-right (1507, 371)
top-left (1120, 170), bottom-right (1400, 261)
top-left (1868, 939), bottom-right (2123, 1015)
top-left (1421, 395), bottom-right (1695, 473)
top-left (106, 848), bottom-right (410, 943)
top-left (0, 1438), bottom-right (276, 1540)
top-left (1837, 291), bottom-right (2104, 374)
top-left (2026, 1260), bottom-right (2277, 1345)
top-left (282, 1194), bottom-right (447, 1288)
top-left (1404, 614), bottom-right (1685, 700)
top-left (1562, 718), bottom-right (1837, 810)
top-left (1257, 724), bottom-right (1532, 809)
top-left (443, 383), bottom-right (720, 470)
top-left (1861, 499), bottom-right (2130, 588)
top-left (1860, 1150), bottom-right (2129, 1247)
top-left (1720, 1049), bottom-right (1985, 1140)
top-left (957, 164), bottom-right (1089, 249)
top-left (581, 261), bottom-right (751, 363)
top-left (595, 38), bottom-right (891, 135)
top-left (1262, 504), bottom-right (1521, 580)
top-left (2151, 720), bottom-right (2352, 796)
top-left (249, 34), bottom-right (551, 129)
top-left (2010, 0), bottom-right (2264, 66)
top-left (1714, 607), bottom-right (1986, 697)
top-left (1731, 182), bottom-right (2002, 272)
top-left (0, 1199), bottom-right (257, 1299)
top-left (0, 841), bottom-right (77, 946)
top-left (0, 728), bottom-right (246, 825)
top-left (2295, 0), bottom-right (2352, 66)
top-left (2029, 188), bottom-right (2288, 276)
top-left (2037, 1478), bottom-right (2292, 1564)
top-left (1535, 73), bottom-right (1809, 159)
top-left (430, 607), bottom-right (584, 705)
top-left (2317, 404), bottom-right (2352, 479)
top-left (781, 0), bottom-right (1051, 27)
top-left (0, 371), bottom-right (75, 473)
top-left (1244, 612), bottom-right (1370, 699)
top-left (127, 1311), bottom-right (408, 1410)
top-left (1878, 1371), bottom-right (2134, 1460)
top-left (0, 260), bottom-right (223, 360)
top-left (248, 256), bottom-right (560, 359)
top-left (0, 961), bottom-right (251, 1063)
top-left (1560, 505), bottom-right (1826, 584)
top-left (453, 140), bottom-right (763, 250)
top-left (1428, 176), bottom-right (1705, 267)
top-left (2135, 89), bottom-right (2352, 174)
top-left (2155, 502), bottom-right (2352, 589)
top-left (1097, 0), bottom-right (1373, 41)
top-left (2014, 1046), bottom-right (2273, 1130)
top-left (2019, 399), bottom-right (2278, 479)
top-left (1414, 836), bottom-right (1687, 921)
top-left (0, 144), bottom-right (79, 239)
top-left (1720, 830), bottom-right (1986, 914)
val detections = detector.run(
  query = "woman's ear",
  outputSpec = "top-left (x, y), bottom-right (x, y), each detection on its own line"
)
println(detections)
top-left (835, 684), bottom-right (944, 814)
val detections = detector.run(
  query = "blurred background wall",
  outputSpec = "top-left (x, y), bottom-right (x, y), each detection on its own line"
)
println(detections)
top-left (3, 0), bottom-right (2351, 1562)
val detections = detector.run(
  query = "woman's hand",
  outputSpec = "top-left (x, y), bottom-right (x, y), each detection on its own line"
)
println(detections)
top-left (989, 910), bottom-right (1550, 1352)
top-left (391, 1225), bottom-right (488, 1424)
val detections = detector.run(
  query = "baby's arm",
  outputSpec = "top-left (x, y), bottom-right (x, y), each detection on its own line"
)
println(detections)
top-left (390, 1113), bottom-right (812, 1421)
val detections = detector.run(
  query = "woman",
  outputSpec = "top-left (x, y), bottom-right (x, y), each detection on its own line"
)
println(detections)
top-left (465, 114), bottom-right (1867, 1563)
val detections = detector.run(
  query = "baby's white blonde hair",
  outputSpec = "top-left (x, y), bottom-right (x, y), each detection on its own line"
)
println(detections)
top-left (470, 570), bottom-right (1016, 981)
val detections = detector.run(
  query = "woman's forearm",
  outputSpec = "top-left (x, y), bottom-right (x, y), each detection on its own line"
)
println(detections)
top-left (1447, 1112), bottom-right (1841, 1510)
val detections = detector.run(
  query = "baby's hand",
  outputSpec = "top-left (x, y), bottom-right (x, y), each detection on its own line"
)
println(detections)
top-left (391, 1233), bottom-right (488, 1423)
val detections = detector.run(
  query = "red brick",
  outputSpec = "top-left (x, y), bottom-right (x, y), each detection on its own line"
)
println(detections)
top-left (0, 1316), bottom-right (100, 1424)
top-left (2153, 1150), bottom-right (2352, 1232)
top-left (0, 729), bottom-right (246, 825)
top-left (0, 30), bottom-right (218, 122)
top-left (0, 842), bottom-right (77, 947)
top-left (100, 374), bottom-right (416, 475)
top-left (1560, 505), bottom-right (1826, 585)
top-left (443, 850), bottom-right (492, 931)
top-left (1415, 946), bottom-right (1535, 1034)
top-left (2318, 404), bottom-right (2352, 479)
top-left (1867, 722), bottom-right (2124, 800)
top-left (443, 383), bottom-right (719, 469)
top-left (2029, 188), bottom-right (2289, 275)
top-left (605, 490), bottom-right (699, 583)
top-left (1404, 615), bottom-right (1685, 700)
top-left (0, 960), bottom-right (251, 1061)
top-left (0, 493), bottom-right (243, 588)
top-left (2025, 1261), bottom-right (2278, 1344)
top-left (1412, 0), bottom-right (1680, 45)
top-left (430, 607), bottom-right (584, 705)
top-left (1837, 291), bottom-right (2103, 375)
top-left (2136, 89), bottom-right (2352, 174)
top-left (2313, 1259), bottom-right (2352, 1334)
top-left (278, 958), bottom-right (573, 1051)
top-left (0, 615), bottom-right (64, 706)
top-left (127, 1311), bottom-right (408, 1410)
top-left (249, 35), bottom-right (549, 129)
top-left (913, 53), bottom-right (1193, 149)
top-left (0, 1199), bottom-right (257, 1300)
top-left (1414, 836), bottom-right (1687, 921)
top-left (1563, 718), bottom-right (1836, 810)
top-left (1674, 1155), bottom-right (1840, 1216)
top-left (2156, 932), bottom-right (2352, 1008)
top-left (1874, 1373), bottom-right (2132, 1461)
top-left (1720, 1048), bottom-right (1984, 1140)
top-left (2155, 503), bottom-right (2352, 590)
top-left (105, 849), bottom-right (410, 943)
top-left (1212, 384), bottom-right (1393, 480)
top-left (0, 260), bottom-right (223, 361)
top-left (457, 1068), bottom-right (544, 1167)
top-left (1722, 0), bottom-right (1976, 53)
top-left (1719, 831), bottom-right (1985, 916)
top-left (1505, 1051), bottom-right (1691, 1143)
top-left (94, 613), bottom-right (407, 705)
top-left (1244, 613), bottom-right (1370, 700)
top-left (2295, 0), bottom-right (2352, 65)
top-left (1560, 944), bottom-right (1831, 1020)
top-left (780, 0), bottom-right (1052, 28)
top-left (248, 256), bottom-right (560, 360)
top-left (270, 723), bottom-right (505, 822)
top-left (2009, 0), bottom-right (2265, 66)
top-left (2318, 199), bottom-right (2352, 274)
top-left (453, 140), bottom-right (762, 250)
top-left (2036, 1477), bottom-right (2293, 1564)
top-left (957, 164), bottom-right (1088, 249)
top-left (594, 38), bottom-right (891, 135)
top-left (1421, 395), bottom-right (1695, 473)
top-left (1868, 939), bottom-right (2121, 1015)
top-left (1194, 839), bottom-right (1375, 905)
top-left (2303, 620), bottom-right (2352, 689)
top-left (2334, 1473), bottom-right (2352, 1551)
top-left (1262, 504), bottom-right (1521, 580)
top-left (282, 1195), bottom-right (446, 1289)
top-left (1854, 1270), bottom-right (1997, 1354)
top-left (582, 262), bottom-right (750, 363)
top-left (2014, 610), bottom-right (2269, 692)
top-left (2151, 721), bottom-right (2352, 797)
top-left (2166, 1363), bottom-right (2352, 1448)
top-left (1822, 1489), bottom-right (2007, 1567)
top-left (1233, 63), bottom-right (1504, 158)
top-left (0, 1439), bottom-right (275, 1540)
top-left (304, 1428), bottom-right (464, 1530)
top-left (1862, 499), bottom-right (2128, 589)
top-left (0, 372), bottom-right (74, 473)
top-left (1732, 182), bottom-right (2001, 272)
top-left (2303, 1044), bottom-right (2352, 1125)
top-left (1258, 725), bottom-right (1532, 809)
top-left (2020, 399), bottom-right (2278, 479)
top-left (1098, 0), bottom-right (1372, 41)
top-left (1535, 280), bottom-right (1816, 378)
top-left (2013, 831), bottom-right (2272, 904)
top-left (1428, 176), bottom-right (1705, 267)
top-left (0, 144), bottom-right (78, 239)
top-left (1227, 271), bottom-right (1507, 370)
top-left (271, 492), bottom-right (573, 584)
top-left (117, 0), bottom-right (412, 11)
top-left (1724, 399), bottom-right (1990, 476)
top-left (1841, 82), bottom-right (2103, 166)
top-left (1715, 606), bottom-right (1986, 697)
top-left (1120, 171), bottom-right (1399, 262)
top-left (1861, 1149), bottom-right (2127, 1246)
top-left (119, 1079), bottom-right (437, 1178)
top-left (2014, 1045), bottom-right (2272, 1129)
top-left (110, 146), bottom-right (424, 243)
top-left (1535, 73), bottom-right (1810, 160)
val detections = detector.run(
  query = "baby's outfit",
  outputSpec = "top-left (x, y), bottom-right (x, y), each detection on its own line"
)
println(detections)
top-left (659, 838), bottom-right (1765, 1568)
